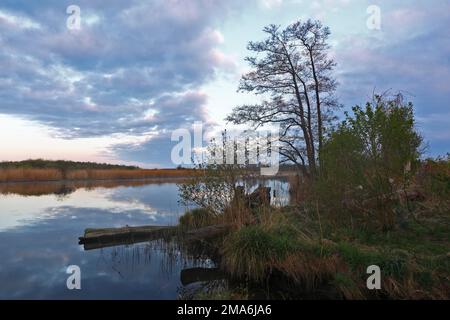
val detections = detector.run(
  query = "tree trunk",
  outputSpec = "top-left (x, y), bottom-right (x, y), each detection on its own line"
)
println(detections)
top-left (309, 50), bottom-right (323, 165)
top-left (292, 76), bottom-right (316, 175)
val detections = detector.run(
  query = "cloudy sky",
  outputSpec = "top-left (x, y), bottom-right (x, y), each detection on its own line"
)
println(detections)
top-left (0, 0), bottom-right (449, 167)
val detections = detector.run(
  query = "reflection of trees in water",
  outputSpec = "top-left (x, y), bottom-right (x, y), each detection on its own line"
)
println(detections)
top-left (94, 238), bottom-right (273, 299)
top-left (0, 182), bottom-right (76, 197)
top-left (54, 185), bottom-right (77, 200)
top-left (0, 178), bottom-right (190, 197)
top-left (96, 239), bottom-right (217, 282)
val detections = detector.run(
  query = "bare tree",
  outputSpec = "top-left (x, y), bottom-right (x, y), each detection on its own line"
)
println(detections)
top-left (226, 20), bottom-right (338, 176)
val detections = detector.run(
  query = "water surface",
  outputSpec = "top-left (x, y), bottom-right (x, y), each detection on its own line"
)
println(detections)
top-left (0, 179), bottom-right (289, 299)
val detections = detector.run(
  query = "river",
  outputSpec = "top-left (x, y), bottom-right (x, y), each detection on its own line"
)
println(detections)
top-left (0, 179), bottom-right (289, 299)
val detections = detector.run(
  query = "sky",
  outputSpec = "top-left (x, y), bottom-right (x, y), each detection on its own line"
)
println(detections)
top-left (0, 0), bottom-right (449, 168)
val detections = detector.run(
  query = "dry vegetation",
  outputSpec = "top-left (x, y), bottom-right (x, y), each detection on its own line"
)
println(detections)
top-left (0, 168), bottom-right (198, 183)
top-left (178, 164), bottom-right (450, 300)
top-left (176, 100), bottom-right (450, 300)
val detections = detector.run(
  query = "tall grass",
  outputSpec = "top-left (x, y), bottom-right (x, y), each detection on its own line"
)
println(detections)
top-left (221, 223), bottom-right (300, 282)
top-left (0, 168), bottom-right (198, 183)
top-left (220, 212), bottom-right (313, 280)
top-left (0, 168), bottom-right (63, 182)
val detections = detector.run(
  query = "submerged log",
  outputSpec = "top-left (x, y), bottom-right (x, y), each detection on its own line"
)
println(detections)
top-left (78, 225), bottom-right (177, 250)
top-left (180, 268), bottom-right (225, 286)
top-left (79, 223), bottom-right (230, 250)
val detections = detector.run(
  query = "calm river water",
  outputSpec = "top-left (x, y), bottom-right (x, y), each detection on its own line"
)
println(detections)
top-left (0, 179), bottom-right (289, 299)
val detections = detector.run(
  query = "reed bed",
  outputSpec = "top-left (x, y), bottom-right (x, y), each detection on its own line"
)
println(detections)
top-left (0, 168), bottom-right (198, 183)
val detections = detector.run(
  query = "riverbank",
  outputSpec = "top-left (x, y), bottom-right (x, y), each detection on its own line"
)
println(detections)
top-left (175, 204), bottom-right (449, 300)
top-left (173, 157), bottom-right (450, 299)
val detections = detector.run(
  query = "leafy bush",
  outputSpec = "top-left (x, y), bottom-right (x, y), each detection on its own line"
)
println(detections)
top-left (318, 94), bottom-right (423, 230)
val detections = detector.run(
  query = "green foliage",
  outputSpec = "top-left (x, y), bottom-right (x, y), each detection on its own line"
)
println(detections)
top-left (318, 94), bottom-right (423, 229)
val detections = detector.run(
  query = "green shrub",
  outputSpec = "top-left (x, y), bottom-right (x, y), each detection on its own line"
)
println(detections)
top-left (319, 95), bottom-right (423, 230)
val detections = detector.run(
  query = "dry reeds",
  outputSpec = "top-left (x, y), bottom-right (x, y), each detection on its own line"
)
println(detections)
top-left (0, 168), bottom-right (199, 183)
top-left (0, 168), bottom-right (62, 182)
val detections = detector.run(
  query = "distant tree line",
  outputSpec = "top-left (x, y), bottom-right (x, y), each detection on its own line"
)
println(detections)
top-left (0, 159), bottom-right (140, 170)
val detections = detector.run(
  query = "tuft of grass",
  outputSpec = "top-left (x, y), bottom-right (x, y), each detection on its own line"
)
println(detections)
top-left (179, 208), bottom-right (218, 229)
top-left (337, 242), bottom-right (409, 279)
top-left (221, 224), bottom-right (300, 282)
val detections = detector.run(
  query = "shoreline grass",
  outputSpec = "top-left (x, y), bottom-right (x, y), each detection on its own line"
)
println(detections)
top-left (192, 208), bottom-right (449, 299)
top-left (176, 158), bottom-right (450, 300)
